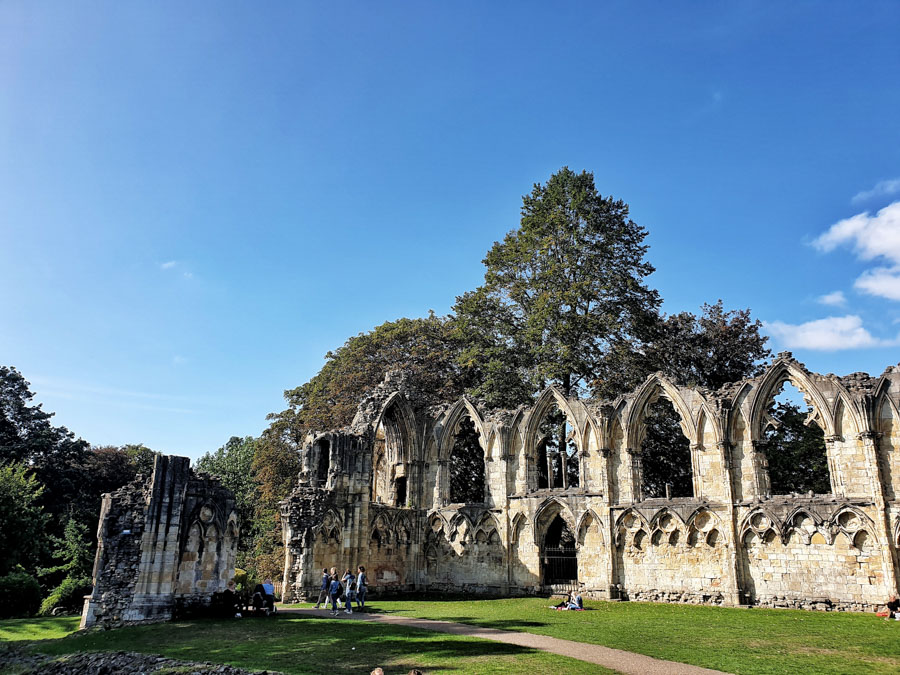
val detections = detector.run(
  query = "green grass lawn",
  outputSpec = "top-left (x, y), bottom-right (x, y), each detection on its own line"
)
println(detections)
top-left (328, 596), bottom-right (900, 675)
top-left (0, 614), bottom-right (611, 675)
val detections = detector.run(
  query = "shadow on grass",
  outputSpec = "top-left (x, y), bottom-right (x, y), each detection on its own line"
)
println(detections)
top-left (27, 616), bottom-right (550, 675)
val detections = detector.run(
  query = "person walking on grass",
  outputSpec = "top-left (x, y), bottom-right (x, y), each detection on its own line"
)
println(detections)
top-left (356, 566), bottom-right (368, 611)
top-left (342, 569), bottom-right (355, 614)
top-left (313, 568), bottom-right (329, 609)
top-left (328, 573), bottom-right (342, 616)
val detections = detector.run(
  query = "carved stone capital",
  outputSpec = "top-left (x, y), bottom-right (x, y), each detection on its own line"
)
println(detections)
top-left (857, 431), bottom-right (881, 442)
top-left (824, 434), bottom-right (843, 444)
top-left (598, 447), bottom-right (611, 458)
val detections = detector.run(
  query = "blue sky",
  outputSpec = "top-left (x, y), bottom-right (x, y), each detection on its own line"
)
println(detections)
top-left (2, 2), bottom-right (899, 459)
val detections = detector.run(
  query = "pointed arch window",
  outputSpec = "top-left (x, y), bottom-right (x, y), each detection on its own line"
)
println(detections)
top-left (449, 416), bottom-right (486, 503)
top-left (640, 396), bottom-right (693, 498)
top-left (535, 402), bottom-right (579, 489)
top-left (762, 381), bottom-right (831, 495)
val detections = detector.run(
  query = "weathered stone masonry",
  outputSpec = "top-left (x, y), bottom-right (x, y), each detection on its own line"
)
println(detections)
top-left (81, 455), bottom-right (239, 628)
top-left (281, 354), bottom-right (900, 611)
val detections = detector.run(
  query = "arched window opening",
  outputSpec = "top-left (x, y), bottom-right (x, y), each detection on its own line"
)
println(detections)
top-left (640, 397), bottom-right (693, 498)
top-left (316, 439), bottom-right (330, 487)
top-left (449, 417), bottom-right (486, 503)
top-left (371, 404), bottom-right (411, 507)
top-left (763, 381), bottom-right (831, 495)
top-left (394, 477), bottom-right (407, 507)
top-left (536, 403), bottom-right (579, 489)
top-left (541, 514), bottom-right (576, 584)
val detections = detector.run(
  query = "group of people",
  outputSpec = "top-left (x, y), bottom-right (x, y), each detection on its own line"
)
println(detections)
top-left (313, 565), bottom-right (368, 616)
top-left (550, 592), bottom-right (584, 610)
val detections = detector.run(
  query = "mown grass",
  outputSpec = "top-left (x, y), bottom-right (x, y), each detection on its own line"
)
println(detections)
top-left (0, 616), bottom-right (81, 642)
top-left (336, 596), bottom-right (900, 675)
top-left (0, 613), bottom-right (611, 675)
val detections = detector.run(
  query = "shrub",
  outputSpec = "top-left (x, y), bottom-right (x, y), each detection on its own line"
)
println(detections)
top-left (0, 569), bottom-right (42, 618)
top-left (40, 575), bottom-right (93, 616)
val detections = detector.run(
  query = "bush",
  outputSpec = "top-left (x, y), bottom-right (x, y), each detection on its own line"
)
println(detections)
top-left (40, 575), bottom-right (93, 616)
top-left (0, 569), bottom-right (42, 618)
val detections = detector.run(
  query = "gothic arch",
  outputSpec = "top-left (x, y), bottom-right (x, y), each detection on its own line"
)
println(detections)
top-left (523, 387), bottom-right (582, 459)
top-left (510, 512), bottom-right (529, 544)
top-left (438, 397), bottom-right (488, 460)
top-left (625, 374), bottom-right (698, 450)
top-left (534, 497), bottom-right (576, 535)
top-left (748, 361), bottom-right (834, 440)
top-left (373, 392), bottom-right (418, 464)
top-left (575, 509), bottom-right (604, 546)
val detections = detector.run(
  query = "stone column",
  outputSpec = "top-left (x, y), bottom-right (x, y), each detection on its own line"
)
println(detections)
top-left (626, 448), bottom-right (643, 502)
top-left (857, 431), bottom-right (899, 594)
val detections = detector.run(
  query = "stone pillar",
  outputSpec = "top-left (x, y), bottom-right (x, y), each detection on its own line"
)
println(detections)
top-left (749, 440), bottom-right (770, 498)
top-left (857, 431), bottom-right (899, 595)
top-left (626, 448), bottom-right (643, 502)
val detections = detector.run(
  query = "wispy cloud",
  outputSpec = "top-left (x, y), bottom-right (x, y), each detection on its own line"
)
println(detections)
top-left (852, 178), bottom-right (900, 205)
top-left (812, 201), bottom-right (900, 301)
top-left (765, 315), bottom-right (899, 350)
top-left (817, 291), bottom-right (846, 307)
top-left (160, 260), bottom-right (177, 270)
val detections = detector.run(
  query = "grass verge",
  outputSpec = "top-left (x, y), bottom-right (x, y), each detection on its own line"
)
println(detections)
top-left (332, 596), bottom-right (900, 675)
top-left (0, 614), bottom-right (612, 675)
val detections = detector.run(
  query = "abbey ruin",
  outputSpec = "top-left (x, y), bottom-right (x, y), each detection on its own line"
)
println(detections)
top-left (81, 455), bottom-right (239, 628)
top-left (281, 353), bottom-right (900, 611)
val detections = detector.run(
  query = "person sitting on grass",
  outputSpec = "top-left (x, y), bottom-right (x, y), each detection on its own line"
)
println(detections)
top-left (567, 593), bottom-right (584, 610)
top-left (550, 593), bottom-right (571, 610)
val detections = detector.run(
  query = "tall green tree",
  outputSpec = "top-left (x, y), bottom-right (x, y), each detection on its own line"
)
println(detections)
top-left (0, 463), bottom-right (47, 575)
top-left (196, 436), bottom-right (257, 517)
top-left (454, 167), bottom-right (660, 402)
top-left (271, 314), bottom-right (465, 439)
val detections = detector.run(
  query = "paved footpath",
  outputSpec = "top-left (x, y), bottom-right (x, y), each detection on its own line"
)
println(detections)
top-left (280, 607), bottom-right (729, 675)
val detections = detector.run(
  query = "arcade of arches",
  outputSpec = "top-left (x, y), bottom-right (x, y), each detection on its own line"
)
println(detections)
top-left (280, 354), bottom-right (900, 611)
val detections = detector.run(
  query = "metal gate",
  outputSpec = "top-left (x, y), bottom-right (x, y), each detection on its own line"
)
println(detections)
top-left (542, 545), bottom-right (577, 584)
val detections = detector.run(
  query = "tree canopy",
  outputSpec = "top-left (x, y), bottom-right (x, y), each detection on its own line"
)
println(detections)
top-left (455, 167), bottom-right (660, 401)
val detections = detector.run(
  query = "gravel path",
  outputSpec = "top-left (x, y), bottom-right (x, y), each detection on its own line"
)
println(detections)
top-left (281, 607), bottom-right (730, 675)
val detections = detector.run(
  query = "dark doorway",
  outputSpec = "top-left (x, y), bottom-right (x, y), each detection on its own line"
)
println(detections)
top-left (394, 476), bottom-right (407, 507)
top-left (541, 514), bottom-right (577, 584)
top-left (316, 440), bottom-right (330, 486)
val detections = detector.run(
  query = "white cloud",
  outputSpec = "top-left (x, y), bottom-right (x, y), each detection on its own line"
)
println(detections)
top-left (812, 202), bottom-right (900, 301)
top-left (852, 177), bottom-right (900, 204)
top-left (160, 260), bottom-right (177, 270)
top-left (817, 291), bottom-right (846, 307)
top-left (855, 267), bottom-right (900, 301)
top-left (812, 201), bottom-right (900, 264)
top-left (183, 271), bottom-right (193, 279)
top-left (764, 315), bottom-right (899, 351)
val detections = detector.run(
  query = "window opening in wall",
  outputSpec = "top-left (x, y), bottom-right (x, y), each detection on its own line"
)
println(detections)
top-left (763, 381), bottom-right (831, 495)
top-left (316, 440), bottom-right (330, 486)
top-left (541, 514), bottom-right (576, 584)
top-left (394, 476), bottom-right (407, 507)
top-left (640, 397), bottom-right (693, 498)
top-left (449, 416), bottom-right (486, 503)
top-left (536, 403), bottom-right (579, 489)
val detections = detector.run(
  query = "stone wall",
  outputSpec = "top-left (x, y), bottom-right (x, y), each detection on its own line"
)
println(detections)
top-left (281, 355), bottom-right (900, 611)
top-left (81, 455), bottom-right (239, 629)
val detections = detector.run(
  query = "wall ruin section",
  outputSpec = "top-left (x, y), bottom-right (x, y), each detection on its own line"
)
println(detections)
top-left (81, 455), bottom-right (239, 629)
top-left (281, 355), bottom-right (900, 611)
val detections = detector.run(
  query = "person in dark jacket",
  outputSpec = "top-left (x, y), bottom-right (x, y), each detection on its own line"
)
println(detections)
top-left (313, 568), bottom-right (329, 609)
